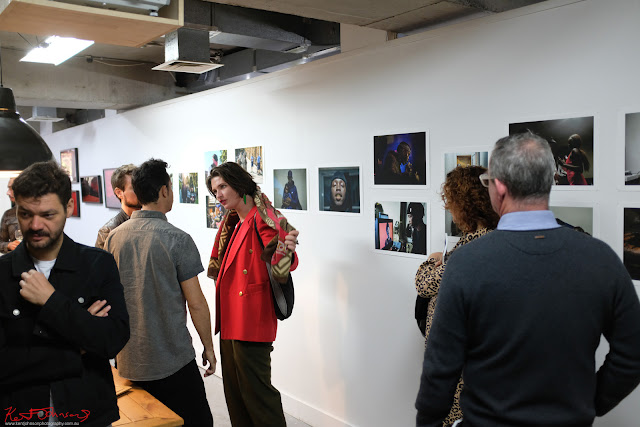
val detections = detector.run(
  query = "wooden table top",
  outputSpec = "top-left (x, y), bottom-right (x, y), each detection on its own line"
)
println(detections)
top-left (112, 367), bottom-right (184, 427)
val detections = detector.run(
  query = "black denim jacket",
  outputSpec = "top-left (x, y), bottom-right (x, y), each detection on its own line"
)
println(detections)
top-left (0, 234), bottom-right (130, 427)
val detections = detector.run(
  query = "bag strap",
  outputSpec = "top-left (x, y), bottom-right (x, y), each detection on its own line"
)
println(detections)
top-left (253, 213), bottom-right (289, 315)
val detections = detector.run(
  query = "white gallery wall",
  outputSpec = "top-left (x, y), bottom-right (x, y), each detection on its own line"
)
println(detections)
top-left (40, 0), bottom-right (640, 425)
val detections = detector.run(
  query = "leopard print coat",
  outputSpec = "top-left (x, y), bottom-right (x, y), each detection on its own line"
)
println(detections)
top-left (414, 227), bottom-right (492, 427)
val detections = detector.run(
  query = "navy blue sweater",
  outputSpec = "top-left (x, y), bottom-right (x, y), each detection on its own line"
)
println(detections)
top-left (416, 227), bottom-right (640, 427)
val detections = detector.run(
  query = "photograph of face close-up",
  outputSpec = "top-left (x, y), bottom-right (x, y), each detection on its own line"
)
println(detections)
top-left (318, 167), bottom-right (361, 213)
top-left (374, 132), bottom-right (427, 186)
top-left (374, 201), bottom-right (427, 255)
top-left (509, 116), bottom-right (594, 186)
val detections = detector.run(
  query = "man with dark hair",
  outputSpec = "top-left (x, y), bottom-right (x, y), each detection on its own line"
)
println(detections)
top-left (105, 158), bottom-right (215, 426)
top-left (95, 163), bottom-right (141, 249)
top-left (282, 170), bottom-right (302, 210)
top-left (329, 171), bottom-right (351, 212)
top-left (416, 133), bottom-right (640, 426)
top-left (381, 141), bottom-right (419, 184)
top-left (0, 160), bottom-right (130, 427)
top-left (407, 202), bottom-right (426, 254)
top-left (0, 177), bottom-right (20, 253)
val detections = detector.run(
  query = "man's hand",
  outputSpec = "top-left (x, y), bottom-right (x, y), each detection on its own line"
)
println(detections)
top-left (7, 240), bottom-right (20, 251)
top-left (202, 349), bottom-right (217, 377)
top-left (19, 270), bottom-right (55, 306)
top-left (284, 230), bottom-right (299, 252)
top-left (87, 299), bottom-right (111, 317)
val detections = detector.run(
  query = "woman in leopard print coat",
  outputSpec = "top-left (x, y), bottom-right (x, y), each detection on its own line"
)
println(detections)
top-left (415, 165), bottom-right (499, 427)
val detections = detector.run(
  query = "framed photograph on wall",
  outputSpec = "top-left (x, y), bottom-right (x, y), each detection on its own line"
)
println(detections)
top-left (178, 173), bottom-right (198, 204)
top-left (60, 148), bottom-right (79, 183)
top-left (624, 207), bottom-right (640, 282)
top-left (509, 116), bottom-right (594, 187)
top-left (274, 168), bottom-right (307, 211)
top-left (318, 166), bottom-right (361, 214)
top-left (549, 205), bottom-right (593, 236)
top-left (373, 131), bottom-right (427, 186)
top-left (80, 175), bottom-right (102, 204)
top-left (103, 168), bottom-right (120, 209)
top-left (70, 191), bottom-right (80, 218)
top-left (206, 196), bottom-right (227, 229)
top-left (235, 146), bottom-right (263, 184)
top-left (373, 201), bottom-right (428, 257)
top-left (625, 112), bottom-right (640, 186)
top-left (204, 149), bottom-right (228, 178)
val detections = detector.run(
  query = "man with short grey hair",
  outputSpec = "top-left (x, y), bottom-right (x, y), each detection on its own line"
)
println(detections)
top-left (95, 164), bottom-right (141, 250)
top-left (416, 133), bottom-right (640, 426)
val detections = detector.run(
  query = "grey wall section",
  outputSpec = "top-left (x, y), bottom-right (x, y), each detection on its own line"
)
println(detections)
top-left (43, 0), bottom-right (640, 425)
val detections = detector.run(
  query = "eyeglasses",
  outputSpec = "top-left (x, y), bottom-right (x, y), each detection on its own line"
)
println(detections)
top-left (479, 173), bottom-right (493, 188)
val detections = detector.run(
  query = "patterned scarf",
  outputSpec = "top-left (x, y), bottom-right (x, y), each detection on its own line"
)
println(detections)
top-left (208, 188), bottom-right (296, 283)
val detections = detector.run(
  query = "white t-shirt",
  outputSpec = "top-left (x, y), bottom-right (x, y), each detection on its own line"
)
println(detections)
top-left (31, 257), bottom-right (57, 426)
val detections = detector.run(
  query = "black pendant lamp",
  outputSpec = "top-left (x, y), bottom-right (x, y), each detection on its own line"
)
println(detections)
top-left (0, 47), bottom-right (53, 177)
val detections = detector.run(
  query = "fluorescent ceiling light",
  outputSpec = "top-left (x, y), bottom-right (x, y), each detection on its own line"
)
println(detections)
top-left (20, 36), bottom-right (94, 66)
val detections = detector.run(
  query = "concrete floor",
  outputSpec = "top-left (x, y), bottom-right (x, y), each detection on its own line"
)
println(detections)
top-left (204, 373), bottom-right (311, 427)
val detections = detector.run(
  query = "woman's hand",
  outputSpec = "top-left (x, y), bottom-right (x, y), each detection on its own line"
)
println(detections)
top-left (284, 230), bottom-right (299, 252)
top-left (427, 252), bottom-right (443, 267)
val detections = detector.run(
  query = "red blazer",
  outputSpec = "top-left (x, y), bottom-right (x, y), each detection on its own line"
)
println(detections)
top-left (215, 206), bottom-right (298, 342)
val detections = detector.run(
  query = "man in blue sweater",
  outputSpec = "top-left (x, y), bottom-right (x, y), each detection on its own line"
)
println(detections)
top-left (416, 132), bottom-right (640, 427)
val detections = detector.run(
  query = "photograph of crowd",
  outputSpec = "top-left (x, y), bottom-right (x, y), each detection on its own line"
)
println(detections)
top-left (235, 146), bottom-right (263, 183)
top-left (624, 208), bottom-right (640, 281)
top-left (206, 196), bottom-right (227, 229)
top-left (509, 116), bottom-right (594, 186)
top-left (179, 172), bottom-right (198, 204)
top-left (374, 201), bottom-right (427, 255)
top-left (204, 149), bottom-right (228, 178)
top-left (274, 168), bottom-right (307, 210)
top-left (373, 132), bottom-right (427, 186)
top-left (625, 112), bottom-right (640, 185)
top-left (318, 167), bottom-right (360, 213)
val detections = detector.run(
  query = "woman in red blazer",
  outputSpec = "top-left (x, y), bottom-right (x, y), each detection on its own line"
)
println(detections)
top-left (207, 162), bottom-right (298, 427)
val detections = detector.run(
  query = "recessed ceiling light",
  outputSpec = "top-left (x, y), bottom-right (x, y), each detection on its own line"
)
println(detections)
top-left (20, 36), bottom-right (94, 66)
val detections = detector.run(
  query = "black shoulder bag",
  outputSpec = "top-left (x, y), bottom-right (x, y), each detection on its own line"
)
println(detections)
top-left (254, 217), bottom-right (295, 320)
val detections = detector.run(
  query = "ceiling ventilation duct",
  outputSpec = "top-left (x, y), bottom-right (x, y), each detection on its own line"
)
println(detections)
top-left (54, 0), bottom-right (170, 16)
top-left (153, 28), bottom-right (223, 74)
top-left (27, 106), bottom-right (64, 122)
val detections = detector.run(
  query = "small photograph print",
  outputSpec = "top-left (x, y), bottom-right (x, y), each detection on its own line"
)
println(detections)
top-left (60, 148), bottom-right (79, 183)
top-left (444, 152), bottom-right (489, 179)
top-left (70, 191), bottom-right (80, 218)
top-left (204, 149), bottom-right (228, 179)
top-left (206, 196), bottom-right (227, 229)
top-left (549, 206), bottom-right (593, 236)
top-left (374, 201), bottom-right (427, 255)
top-left (274, 168), bottom-right (307, 211)
top-left (235, 146), bottom-right (263, 184)
top-left (374, 132), bottom-right (427, 186)
top-left (624, 208), bottom-right (640, 281)
top-left (80, 175), bottom-right (102, 204)
top-left (179, 173), bottom-right (198, 204)
top-left (318, 167), bottom-right (360, 213)
top-left (625, 112), bottom-right (640, 185)
top-left (103, 168), bottom-right (120, 209)
top-left (509, 116), bottom-right (594, 186)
